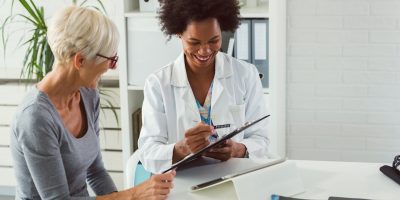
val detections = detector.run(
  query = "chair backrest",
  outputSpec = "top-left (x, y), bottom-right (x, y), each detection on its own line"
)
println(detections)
top-left (124, 150), bottom-right (152, 188)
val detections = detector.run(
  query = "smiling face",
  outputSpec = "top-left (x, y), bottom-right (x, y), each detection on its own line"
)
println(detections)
top-left (180, 18), bottom-right (222, 71)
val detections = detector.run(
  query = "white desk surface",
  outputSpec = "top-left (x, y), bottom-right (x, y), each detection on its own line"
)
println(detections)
top-left (168, 158), bottom-right (400, 200)
top-left (294, 160), bottom-right (400, 200)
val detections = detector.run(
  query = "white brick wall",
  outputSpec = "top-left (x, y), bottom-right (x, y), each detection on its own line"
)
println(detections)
top-left (288, 0), bottom-right (400, 163)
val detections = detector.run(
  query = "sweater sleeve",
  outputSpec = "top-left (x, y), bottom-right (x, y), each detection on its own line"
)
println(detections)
top-left (87, 90), bottom-right (117, 194)
top-left (86, 151), bottom-right (117, 195)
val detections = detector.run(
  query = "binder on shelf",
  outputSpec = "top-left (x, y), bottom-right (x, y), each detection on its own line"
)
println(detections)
top-left (234, 19), bottom-right (252, 63)
top-left (131, 108), bottom-right (142, 151)
top-left (221, 31), bottom-right (234, 54)
top-left (227, 38), bottom-right (235, 56)
top-left (234, 18), bottom-right (269, 88)
top-left (251, 19), bottom-right (269, 88)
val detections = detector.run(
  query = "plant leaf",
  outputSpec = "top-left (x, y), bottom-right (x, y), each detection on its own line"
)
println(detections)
top-left (3, 0), bottom-right (119, 125)
top-left (17, 14), bottom-right (39, 27)
top-left (30, 0), bottom-right (46, 26)
top-left (18, 0), bottom-right (41, 25)
top-left (95, 0), bottom-right (108, 15)
top-left (79, 0), bottom-right (88, 7)
top-left (99, 88), bottom-right (120, 125)
top-left (0, 15), bottom-right (14, 59)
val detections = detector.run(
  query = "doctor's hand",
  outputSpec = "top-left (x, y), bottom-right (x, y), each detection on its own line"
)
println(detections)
top-left (173, 123), bottom-right (213, 163)
top-left (203, 139), bottom-right (247, 161)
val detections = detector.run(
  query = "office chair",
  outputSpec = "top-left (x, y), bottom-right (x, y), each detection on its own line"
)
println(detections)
top-left (124, 150), bottom-right (152, 188)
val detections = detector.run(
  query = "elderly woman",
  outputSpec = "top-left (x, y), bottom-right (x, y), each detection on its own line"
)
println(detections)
top-left (10, 6), bottom-right (175, 200)
top-left (138, 0), bottom-right (270, 173)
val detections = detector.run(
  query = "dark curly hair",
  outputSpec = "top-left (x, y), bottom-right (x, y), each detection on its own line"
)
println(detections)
top-left (158, 0), bottom-right (240, 37)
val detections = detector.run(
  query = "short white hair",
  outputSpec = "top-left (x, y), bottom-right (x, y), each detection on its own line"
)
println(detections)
top-left (47, 6), bottom-right (119, 64)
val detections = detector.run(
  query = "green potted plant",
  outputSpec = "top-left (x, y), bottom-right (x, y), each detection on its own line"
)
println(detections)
top-left (1, 0), bottom-right (119, 124)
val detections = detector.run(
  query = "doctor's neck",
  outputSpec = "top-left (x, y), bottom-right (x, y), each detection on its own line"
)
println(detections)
top-left (185, 58), bottom-right (215, 80)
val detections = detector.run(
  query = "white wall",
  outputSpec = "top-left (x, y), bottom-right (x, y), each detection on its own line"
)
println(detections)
top-left (287, 0), bottom-right (400, 163)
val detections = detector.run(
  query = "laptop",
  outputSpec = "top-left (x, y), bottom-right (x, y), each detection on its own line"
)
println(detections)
top-left (190, 158), bottom-right (286, 191)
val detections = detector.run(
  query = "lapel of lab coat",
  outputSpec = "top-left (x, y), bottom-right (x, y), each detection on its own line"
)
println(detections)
top-left (170, 53), bottom-right (200, 122)
top-left (211, 52), bottom-right (233, 122)
top-left (212, 52), bottom-right (233, 106)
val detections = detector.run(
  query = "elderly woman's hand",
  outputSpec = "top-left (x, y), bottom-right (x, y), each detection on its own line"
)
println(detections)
top-left (130, 170), bottom-right (176, 200)
top-left (96, 170), bottom-right (175, 200)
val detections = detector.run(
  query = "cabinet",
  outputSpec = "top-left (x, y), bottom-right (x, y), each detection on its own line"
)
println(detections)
top-left (126, 17), bottom-right (181, 86)
top-left (116, 0), bottom-right (287, 169)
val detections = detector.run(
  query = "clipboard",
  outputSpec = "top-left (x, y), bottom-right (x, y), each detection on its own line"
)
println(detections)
top-left (162, 115), bottom-right (270, 173)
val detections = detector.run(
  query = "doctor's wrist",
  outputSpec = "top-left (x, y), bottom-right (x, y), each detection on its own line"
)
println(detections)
top-left (232, 143), bottom-right (247, 158)
top-left (173, 141), bottom-right (190, 163)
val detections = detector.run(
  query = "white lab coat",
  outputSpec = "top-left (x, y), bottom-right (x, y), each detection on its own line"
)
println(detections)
top-left (138, 52), bottom-right (270, 173)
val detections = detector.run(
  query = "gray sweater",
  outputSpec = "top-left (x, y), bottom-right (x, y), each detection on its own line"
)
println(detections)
top-left (10, 87), bottom-right (117, 200)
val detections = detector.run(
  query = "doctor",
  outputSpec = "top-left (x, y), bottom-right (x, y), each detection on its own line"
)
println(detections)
top-left (138, 0), bottom-right (270, 173)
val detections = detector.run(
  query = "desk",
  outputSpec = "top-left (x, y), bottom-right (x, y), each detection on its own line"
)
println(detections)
top-left (168, 159), bottom-right (400, 200)
top-left (295, 160), bottom-right (400, 199)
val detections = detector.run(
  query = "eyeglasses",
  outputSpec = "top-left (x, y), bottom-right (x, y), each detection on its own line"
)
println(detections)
top-left (393, 155), bottom-right (400, 174)
top-left (96, 53), bottom-right (118, 69)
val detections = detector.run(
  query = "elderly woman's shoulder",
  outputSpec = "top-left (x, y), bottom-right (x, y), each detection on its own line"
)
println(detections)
top-left (14, 88), bottom-right (56, 127)
top-left (18, 88), bottom-right (50, 112)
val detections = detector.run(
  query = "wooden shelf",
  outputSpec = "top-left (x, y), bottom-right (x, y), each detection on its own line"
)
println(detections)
top-left (240, 2), bottom-right (269, 18)
top-left (125, 10), bottom-right (157, 18)
top-left (127, 85), bottom-right (144, 91)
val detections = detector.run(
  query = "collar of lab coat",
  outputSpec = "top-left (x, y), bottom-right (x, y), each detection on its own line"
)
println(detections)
top-left (170, 52), bottom-right (233, 87)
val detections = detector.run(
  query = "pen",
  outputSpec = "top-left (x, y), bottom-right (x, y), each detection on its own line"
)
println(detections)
top-left (210, 123), bottom-right (230, 140)
top-left (192, 120), bottom-right (230, 130)
top-left (213, 124), bottom-right (230, 129)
